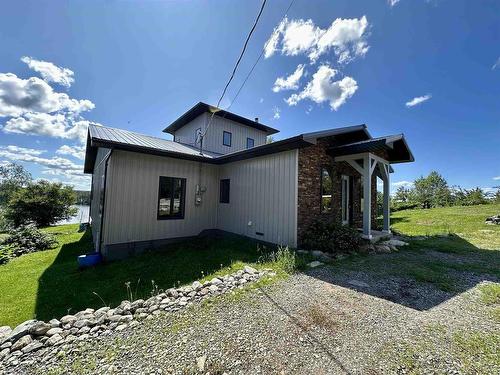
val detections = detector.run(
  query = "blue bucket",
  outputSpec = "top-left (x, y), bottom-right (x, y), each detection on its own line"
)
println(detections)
top-left (78, 252), bottom-right (102, 268)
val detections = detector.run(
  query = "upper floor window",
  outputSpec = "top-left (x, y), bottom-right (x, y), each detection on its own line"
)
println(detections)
top-left (223, 131), bottom-right (232, 147)
top-left (220, 179), bottom-right (230, 203)
top-left (246, 137), bottom-right (254, 149)
top-left (321, 167), bottom-right (333, 213)
top-left (158, 176), bottom-right (186, 220)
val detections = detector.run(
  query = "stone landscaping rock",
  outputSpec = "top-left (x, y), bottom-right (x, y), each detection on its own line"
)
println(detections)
top-left (1, 264), bottom-right (272, 369)
top-left (21, 340), bottom-right (43, 354)
top-left (384, 239), bottom-right (409, 247)
top-left (29, 321), bottom-right (51, 336)
top-left (11, 335), bottom-right (33, 352)
top-left (8, 320), bottom-right (37, 343)
top-left (307, 261), bottom-right (324, 268)
top-left (46, 334), bottom-right (63, 346)
top-left (60, 315), bottom-right (77, 326)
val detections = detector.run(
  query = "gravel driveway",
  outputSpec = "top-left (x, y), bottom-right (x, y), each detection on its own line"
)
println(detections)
top-left (6, 248), bottom-right (498, 375)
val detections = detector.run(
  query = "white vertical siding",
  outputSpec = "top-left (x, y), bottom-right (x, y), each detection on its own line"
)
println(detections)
top-left (102, 150), bottom-right (218, 246)
top-left (216, 150), bottom-right (298, 247)
top-left (172, 113), bottom-right (207, 148)
top-left (173, 113), bottom-right (268, 155)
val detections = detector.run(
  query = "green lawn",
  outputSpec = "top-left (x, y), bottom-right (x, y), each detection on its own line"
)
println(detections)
top-left (390, 203), bottom-right (500, 250)
top-left (0, 225), bottom-right (287, 328)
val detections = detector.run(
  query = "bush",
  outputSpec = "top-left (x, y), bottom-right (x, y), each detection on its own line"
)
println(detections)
top-left (5, 180), bottom-right (77, 227)
top-left (0, 224), bottom-right (57, 264)
top-left (259, 245), bottom-right (300, 274)
top-left (301, 219), bottom-right (361, 254)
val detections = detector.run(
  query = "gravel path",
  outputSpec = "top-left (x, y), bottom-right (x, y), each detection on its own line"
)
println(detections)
top-left (4, 252), bottom-right (499, 374)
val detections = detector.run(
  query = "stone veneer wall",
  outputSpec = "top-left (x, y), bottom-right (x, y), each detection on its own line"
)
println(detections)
top-left (297, 138), bottom-right (378, 245)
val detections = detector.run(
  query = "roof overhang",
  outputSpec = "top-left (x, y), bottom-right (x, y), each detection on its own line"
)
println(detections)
top-left (328, 134), bottom-right (415, 164)
top-left (163, 102), bottom-right (279, 136)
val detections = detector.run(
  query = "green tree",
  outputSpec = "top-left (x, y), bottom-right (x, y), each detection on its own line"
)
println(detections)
top-left (5, 180), bottom-right (77, 227)
top-left (0, 163), bottom-right (32, 206)
top-left (393, 186), bottom-right (415, 203)
top-left (413, 171), bottom-right (451, 208)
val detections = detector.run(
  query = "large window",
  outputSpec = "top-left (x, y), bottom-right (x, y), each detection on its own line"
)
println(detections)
top-left (223, 131), bottom-right (232, 147)
top-left (321, 167), bottom-right (333, 213)
top-left (246, 137), bottom-right (254, 149)
top-left (157, 176), bottom-right (186, 220)
top-left (220, 179), bottom-right (230, 203)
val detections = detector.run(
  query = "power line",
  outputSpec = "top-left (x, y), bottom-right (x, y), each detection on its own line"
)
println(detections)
top-left (199, 0), bottom-right (296, 153)
top-left (200, 0), bottom-right (267, 145)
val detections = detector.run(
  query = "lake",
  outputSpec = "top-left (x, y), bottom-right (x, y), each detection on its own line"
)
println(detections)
top-left (58, 205), bottom-right (90, 225)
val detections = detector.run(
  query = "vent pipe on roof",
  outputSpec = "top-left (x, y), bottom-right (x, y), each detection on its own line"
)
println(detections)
top-left (255, 117), bottom-right (259, 123)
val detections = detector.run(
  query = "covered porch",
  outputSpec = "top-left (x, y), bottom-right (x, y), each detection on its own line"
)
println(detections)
top-left (328, 134), bottom-right (415, 240)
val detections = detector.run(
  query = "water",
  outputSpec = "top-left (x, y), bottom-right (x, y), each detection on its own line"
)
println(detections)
top-left (57, 205), bottom-right (90, 225)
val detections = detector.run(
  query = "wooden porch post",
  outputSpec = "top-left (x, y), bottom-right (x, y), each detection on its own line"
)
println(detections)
top-left (363, 154), bottom-right (372, 239)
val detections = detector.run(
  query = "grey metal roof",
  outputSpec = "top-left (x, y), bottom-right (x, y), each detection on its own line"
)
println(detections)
top-left (329, 134), bottom-right (415, 163)
top-left (84, 123), bottom-right (413, 173)
top-left (163, 102), bottom-right (279, 135)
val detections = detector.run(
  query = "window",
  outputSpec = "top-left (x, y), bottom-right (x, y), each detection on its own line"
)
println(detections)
top-left (157, 176), bottom-right (186, 220)
top-left (223, 131), bottom-right (232, 147)
top-left (195, 127), bottom-right (202, 144)
top-left (320, 167), bottom-right (333, 213)
top-left (246, 137), bottom-right (254, 149)
top-left (220, 179), bottom-right (230, 203)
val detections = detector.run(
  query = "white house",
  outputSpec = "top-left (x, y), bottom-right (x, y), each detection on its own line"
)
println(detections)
top-left (84, 102), bottom-right (414, 260)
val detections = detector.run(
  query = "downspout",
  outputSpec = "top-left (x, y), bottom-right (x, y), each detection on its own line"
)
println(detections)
top-left (97, 149), bottom-right (113, 255)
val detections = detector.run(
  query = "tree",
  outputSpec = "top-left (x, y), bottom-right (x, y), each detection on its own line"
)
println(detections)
top-left (413, 171), bottom-right (451, 208)
top-left (393, 186), bottom-right (415, 203)
top-left (5, 180), bottom-right (77, 227)
top-left (0, 163), bottom-right (32, 205)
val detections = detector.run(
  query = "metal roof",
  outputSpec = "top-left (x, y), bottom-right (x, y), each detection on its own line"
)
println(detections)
top-left (84, 123), bottom-right (413, 173)
top-left (329, 134), bottom-right (415, 163)
top-left (163, 102), bottom-right (279, 135)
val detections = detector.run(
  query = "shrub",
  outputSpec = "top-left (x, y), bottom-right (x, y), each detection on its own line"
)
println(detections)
top-left (0, 224), bottom-right (57, 264)
top-left (5, 180), bottom-right (77, 227)
top-left (301, 219), bottom-right (361, 254)
top-left (259, 245), bottom-right (299, 274)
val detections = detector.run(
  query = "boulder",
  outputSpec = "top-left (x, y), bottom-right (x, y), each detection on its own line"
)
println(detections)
top-left (60, 315), bottom-right (77, 326)
top-left (8, 320), bottom-right (37, 342)
top-left (384, 239), bottom-right (409, 247)
top-left (29, 321), bottom-right (51, 336)
top-left (0, 348), bottom-right (10, 360)
top-left (11, 334), bottom-right (33, 352)
top-left (22, 340), bottom-right (44, 354)
top-left (46, 334), bottom-right (63, 346)
top-left (0, 326), bottom-right (12, 343)
top-left (192, 281), bottom-right (203, 291)
top-left (208, 285), bottom-right (219, 293)
top-left (73, 319), bottom-right (91, 329)
top-left (210, 277), bottom-right (222, 285)
top-left (307, 261), bottom-right (323, 268)
top-left (45, 328), bottom-right (63, 337)
top-left (243, 265), bottom-right (257, 274)
top-left (48, 319), bottom-right (61, 328)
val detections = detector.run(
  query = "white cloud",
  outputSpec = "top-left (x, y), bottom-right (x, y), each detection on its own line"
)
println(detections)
top-left (21, 56), bottom-right (75, 88)
top-left (0, 145), bottom-right (46, 156)
top-left (405, 94), bottom-right (432, 107)
top-left (264, 16), bottom-right (369, 64)
top-left (493, 176), bottom-right (500, 181)
top-left (0, 73), bottom-right (94, 118)
top-left (0, 145), bottom-right (82, 173)
top-left (272, 64), bottom-right (305, 92)
top-left (272, 106), bottom-right (281, 120)
top-left (392, 181), bottom-right (414, 189)
top-left (286, 65), bottom-right (358, 110)
top-left (2, 113), bottom-right (93, 143)
top-left (388, 0), bottom-right (401, 7)
top-left (56, 144), bottom-right (85, 160)
top-left (492, 57), bottom-right (500, 70)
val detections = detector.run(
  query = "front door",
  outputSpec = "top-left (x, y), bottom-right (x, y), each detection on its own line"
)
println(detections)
top-left (341, 175), bottom-right (350, 225)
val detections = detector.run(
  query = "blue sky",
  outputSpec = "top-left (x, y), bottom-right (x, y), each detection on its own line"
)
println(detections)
top-left (0, 0), bottom-right (499, 192)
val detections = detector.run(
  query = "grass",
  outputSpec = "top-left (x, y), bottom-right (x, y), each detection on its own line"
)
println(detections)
top-left (0, 225), bottom-right (298, 328)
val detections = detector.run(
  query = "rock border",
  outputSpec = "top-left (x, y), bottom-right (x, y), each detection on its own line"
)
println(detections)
top-left (0, 265), bottom-right (273, 368)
